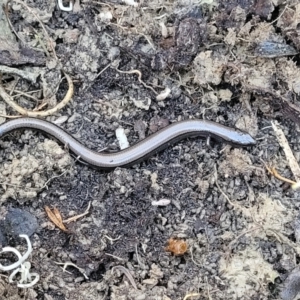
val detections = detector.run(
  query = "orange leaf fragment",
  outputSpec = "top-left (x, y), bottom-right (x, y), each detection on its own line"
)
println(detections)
top-left (165, 238), bottom-right (188, 256)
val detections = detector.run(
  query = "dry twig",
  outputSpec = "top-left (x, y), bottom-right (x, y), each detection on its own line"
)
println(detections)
top-left (265, 165), bottom-right (296, 185)
top-left (271, 121), bottom-right (300, 182)
top-left (0, 71), bottom-right (73, 117)
top-left (114, 67), bottom-right (158, 95)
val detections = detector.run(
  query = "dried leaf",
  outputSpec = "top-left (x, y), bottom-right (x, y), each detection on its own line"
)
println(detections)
top-left (45, 206), bottom-right (69, 232)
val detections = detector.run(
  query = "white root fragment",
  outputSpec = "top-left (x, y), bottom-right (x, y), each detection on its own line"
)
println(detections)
top-left (0, 235), bottom-right (32, 271)
top-left (1, 235), bottom-right (40, 288)
top-left (9, 261), bottom-right (40, 288)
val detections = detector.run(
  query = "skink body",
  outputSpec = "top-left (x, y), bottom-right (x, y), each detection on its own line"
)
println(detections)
top-left (0, 118), bottom-right (256, 170)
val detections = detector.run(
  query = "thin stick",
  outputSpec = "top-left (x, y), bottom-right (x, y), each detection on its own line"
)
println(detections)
top-left (114, 67), bottom-right (158, 95)
top-left (0, 71), bottom-right (73, 117)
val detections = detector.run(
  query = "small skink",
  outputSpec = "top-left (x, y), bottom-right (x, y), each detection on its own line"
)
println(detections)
top-left (0, 118), bottom-right (256, 170)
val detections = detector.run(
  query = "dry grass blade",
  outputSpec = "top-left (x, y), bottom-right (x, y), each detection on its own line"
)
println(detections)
top-left (265, 165), bottom-right (296, 185)
top-left (63, 202), bottom-right (91, 224)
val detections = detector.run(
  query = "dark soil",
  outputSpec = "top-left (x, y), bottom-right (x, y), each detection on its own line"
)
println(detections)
top-left (1, 1), bottom-right (300, 299)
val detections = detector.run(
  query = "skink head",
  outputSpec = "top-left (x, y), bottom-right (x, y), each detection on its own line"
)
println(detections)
top-left (233, 130), bottom-right (256, 146)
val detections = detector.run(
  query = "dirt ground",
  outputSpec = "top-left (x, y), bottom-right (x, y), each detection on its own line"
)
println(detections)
top-left (1, 0), bottom-right (300, 299)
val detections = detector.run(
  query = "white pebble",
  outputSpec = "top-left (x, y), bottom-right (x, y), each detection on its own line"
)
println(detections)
top-left (122, 0), bottom-right (138, 7)
top-left (159, 22), bottom-right (168, 38)
top-left (156, 87), bottom-right (171, 101)
top-left (53, 116), bottom-right (68, 125)
top-left (151, 199), bottom-right (171, 206)
top-left (116, 127), bottom-right (129, 150)
top-left (99, 11), bottom-right (113, 21)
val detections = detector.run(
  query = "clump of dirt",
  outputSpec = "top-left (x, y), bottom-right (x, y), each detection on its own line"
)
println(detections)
top-left (0, 138), bottom-right (73, 201)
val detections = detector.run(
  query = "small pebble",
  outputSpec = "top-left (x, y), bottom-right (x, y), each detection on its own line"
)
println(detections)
top-left (116, 127), bottom-right (129, 150)
top-left (254, 41), bottom-right (298, 58)
top-left (151, 199), bottom-right (171, 206)
top-left (156, 87), bottom-right (171, 101)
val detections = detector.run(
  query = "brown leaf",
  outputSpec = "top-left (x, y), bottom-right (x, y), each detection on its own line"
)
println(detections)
top-left (45, 206), bottom-right (69, 233)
